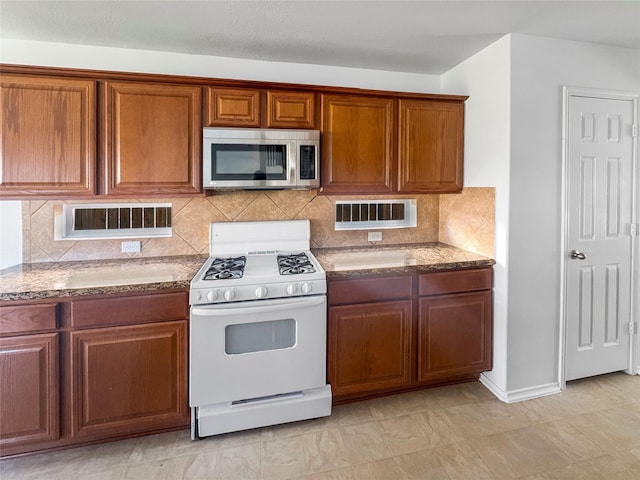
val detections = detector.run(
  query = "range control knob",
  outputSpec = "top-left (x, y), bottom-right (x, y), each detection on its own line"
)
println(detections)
top-left (206, 290), bottom-right (216, 302)
top-left (223, 289), bottom-right (236, 301)
top-left (301, 282), bottom-right (313, 294)
top-left (255, 286), bottom-right (268, 298)
top-left (286, 284), bottom-right (297, 295)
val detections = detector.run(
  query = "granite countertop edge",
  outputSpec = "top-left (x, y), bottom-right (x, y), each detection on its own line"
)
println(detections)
top-left (312, 242), bottom-right (495, 279)
top-left (0, 280), bottom-right (194, 302)
top-left (0, 255), bottom-right (207, 302)
top-left (0, 244), bottom-right (495, 301)
top-left (321, 258), bottom-right (495, 279)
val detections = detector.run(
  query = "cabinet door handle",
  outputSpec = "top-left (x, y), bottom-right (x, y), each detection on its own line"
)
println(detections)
top-left (570, 250), bottom-right (586, 260)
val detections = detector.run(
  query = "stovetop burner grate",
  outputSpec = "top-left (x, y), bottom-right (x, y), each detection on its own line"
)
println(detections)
top-left (277, 253), bottom-right (316, 275)
top-left (203, 256), bottom-right (246, 280)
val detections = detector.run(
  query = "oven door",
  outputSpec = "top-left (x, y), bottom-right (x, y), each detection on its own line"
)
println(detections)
top-left (190, 295), bottom-right (327, 406)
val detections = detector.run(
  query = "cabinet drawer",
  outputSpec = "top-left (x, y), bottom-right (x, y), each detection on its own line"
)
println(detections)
top-left (419, 268), bottom-right (492, 296)
top-left (328, 275), bottom-right (414, 305)
top-left (0, 304), bottom-right (58, 336)
top-left (70, 291), bottom-right (188, 329)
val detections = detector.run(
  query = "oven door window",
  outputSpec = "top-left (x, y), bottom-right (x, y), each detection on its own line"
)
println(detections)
top-left (225, 318), bottom-right (296, 354)
top-left (211, 144), bottom-right (288, 180)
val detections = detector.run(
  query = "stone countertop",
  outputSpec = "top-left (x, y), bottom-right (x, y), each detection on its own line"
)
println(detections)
top-left (0, 255), bottom-right (207, 301)
top-left (0, 244), bottom-right (494, 302)
top-left (312, 242), bottom-right (495, 278)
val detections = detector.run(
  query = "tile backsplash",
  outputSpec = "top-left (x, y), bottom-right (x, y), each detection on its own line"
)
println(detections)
top-left (21, 188), bottom-right (494, 263)
top-left (439, 187), bottom-right (495, 258)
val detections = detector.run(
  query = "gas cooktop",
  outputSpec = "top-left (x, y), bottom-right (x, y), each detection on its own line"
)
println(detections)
top-left (189, 220), bottom-right (326, 305)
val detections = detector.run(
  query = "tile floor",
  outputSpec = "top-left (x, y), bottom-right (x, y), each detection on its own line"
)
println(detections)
top-left (1, 372), bottom-right (639, 479)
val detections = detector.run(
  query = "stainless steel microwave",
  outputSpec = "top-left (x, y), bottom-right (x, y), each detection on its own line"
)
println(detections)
top-left (202, 128), bottom-right (320, 190)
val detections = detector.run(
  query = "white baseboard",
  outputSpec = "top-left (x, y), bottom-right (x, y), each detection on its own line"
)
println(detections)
top-left (480, 373), bottom-right (562, 403)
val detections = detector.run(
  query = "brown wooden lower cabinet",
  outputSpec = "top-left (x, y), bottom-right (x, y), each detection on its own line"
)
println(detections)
top-left (327, 268), bottom-right (493, 403)
top-left (328, 300), bottom-right (413, 397)
top-left (0, 333), bottom-right (59, 448)
top-left (418, 291), bottom-right (492, 383)
top-left (0, 289), bottom-right (190, 457)
top-left (71, 320), bottom-right (188, 439)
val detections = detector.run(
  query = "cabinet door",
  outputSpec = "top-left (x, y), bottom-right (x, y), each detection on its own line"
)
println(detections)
top-left (321, 94), bottom-right (395, 194)
top-left (103, 82), bottom-right (201, 195)
top-left (0, 75), bottom-right (96, 198)
top-left (206, 87), bottom-right (260, 127)
top-left (418, 291), bottom-right (492, 383)
top-left (328, 300), bottom-right (413, 399)
top-left (267, 91), bottom-right (316, 128)
top-left (0, 333), bottom-right (59, 448)
top-left (70, 321), bottom-right (188, 439)
top-left (398, 99), bottom-right (464, 193)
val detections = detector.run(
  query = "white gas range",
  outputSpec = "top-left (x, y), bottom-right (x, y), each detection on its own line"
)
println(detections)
top-left (189, 219), bottom-right (331, 439)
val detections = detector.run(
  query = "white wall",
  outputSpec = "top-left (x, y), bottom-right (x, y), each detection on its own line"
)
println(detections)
top-left (0, 39), bottom-right (441, 92)
top-left (0, 201), bottom-right (22, 269)
top-left (443, 33), bottom-right (640, 400)
top-left (507, 34), bottom-right (640, 391)
top-left (441, 36), bottom-right (512, 394)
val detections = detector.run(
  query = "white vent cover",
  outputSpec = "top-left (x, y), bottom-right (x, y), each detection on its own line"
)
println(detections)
top-left (334, 199), bottom-right (417, 230)
top-left (55, 203), bottom-right (172, 240)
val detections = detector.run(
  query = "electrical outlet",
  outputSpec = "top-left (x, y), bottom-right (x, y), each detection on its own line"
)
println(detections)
top-left (121, 241), bottom-right (141, 253)
top-left (368, 231), bottom-right (382, 242)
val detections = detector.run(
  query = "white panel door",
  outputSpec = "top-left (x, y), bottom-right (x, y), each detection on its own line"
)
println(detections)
top-left (565, 95), bottom-right (635, 381)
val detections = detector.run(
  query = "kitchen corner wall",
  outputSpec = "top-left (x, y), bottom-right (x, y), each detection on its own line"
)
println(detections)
top-left (21, 188), bottom-right (494, 263)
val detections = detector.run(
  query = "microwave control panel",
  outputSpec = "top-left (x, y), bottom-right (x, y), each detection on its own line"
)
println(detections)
top-left (299, 145), bottom-right (317, 180)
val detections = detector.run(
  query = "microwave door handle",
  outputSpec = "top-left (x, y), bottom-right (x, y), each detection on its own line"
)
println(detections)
top-left (290, 142), bottom-right (296, 181)
top-left (191, 295), bottom-right (325, 317)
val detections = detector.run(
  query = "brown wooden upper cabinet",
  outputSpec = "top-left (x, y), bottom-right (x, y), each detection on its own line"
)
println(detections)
top-left (102, 81), bottom-right (202, 196)
top-left (0, 74), bottom-right (97, 198)
top-left (398, 99), bottom-right (464, 193)
top-left (320, 94), bottom-right (465, 194)
top-left (206, 87), bottom-right (316, 128)
top-left (206, 87), bottom-right (260, 127)
top-left (0, 66), bottom-right (465, 199)
top-left (266, 91), bottom-right (316, 128)
top-left (320, 94), bottom-right (396, 194)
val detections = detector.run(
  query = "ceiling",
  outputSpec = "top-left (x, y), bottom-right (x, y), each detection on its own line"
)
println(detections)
top-left (1, 1), bottom-right (639, 75)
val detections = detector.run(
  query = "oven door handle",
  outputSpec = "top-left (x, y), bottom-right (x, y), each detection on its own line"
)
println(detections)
top-left (191, 295), bottom-right (325, 317)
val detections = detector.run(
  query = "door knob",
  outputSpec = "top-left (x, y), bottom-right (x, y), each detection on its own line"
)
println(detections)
top-left (570, 250), bottom-right (586, 260)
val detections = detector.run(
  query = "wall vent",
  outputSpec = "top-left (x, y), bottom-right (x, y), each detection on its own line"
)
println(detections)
top-left (334, 199), bottom-right (417, 230)
top-left (55, 203), bottom-right (172, 240)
